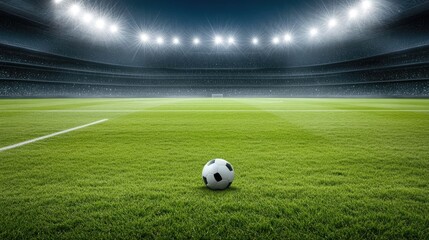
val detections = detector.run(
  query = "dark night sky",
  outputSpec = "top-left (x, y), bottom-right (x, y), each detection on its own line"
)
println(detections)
top-left (120, 0), bottom-right (338, 31)
top-left (1, 0), bottom-right (428, 67)
top-left (123, 0), bottom-right (304, 22)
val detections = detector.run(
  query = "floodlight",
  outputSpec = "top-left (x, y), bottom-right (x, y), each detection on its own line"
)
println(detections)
top-left (214, 36), bottom-right (223, 45)
top-left (228, 37), bottom-right (235, 45)
top-left (284, 33), bottom-right (293, 43)
top-left (193, 37), bottom-right (200, 45)
top-left (361, 0), bottom-right (372, 11)
top-left (140, 33), bottom-right (149, 43)
top-left (110, 25), bottom-right (118, 34)
top-left (272, 37), bottom-right (280, 45)
top-left (69, 4), bottom-right (81, 17)
top-left (252, 37), bottom-right (259, 45)
top-left (95, 18), bottom-right (106, 30)
top-left (53, 0), bottom-right (64, 4)
top-left (156, 36), bottom-right (164, 45)
top-left (172, 37), bottom-right (180, 45)
top-left (309, 28), bottom-right (318, 37)
top-left (82, 12), bottom-right (93, 24)
top-left (328, 18), bottom-right (338, 28)
top-left (348, 8), bottom-right (358, 19)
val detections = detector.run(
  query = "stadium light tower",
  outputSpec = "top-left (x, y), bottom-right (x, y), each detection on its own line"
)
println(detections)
top-left (69, 4), bottom-right (81, 17)
top-left (140, 33), bottom-right (149, 43)
top-left (95, 18), bottom-right (106, 30)
top-left (227, 37), bottom-right (235, 45)
top-left (193, 37), bottom-right (200, 45)
top-left (272, 36), bottom-right (280, 45)
top-left (252, 37), bottom-right (259, 45)
top-left (348, 8), bottom-right (358, 19)
top-left (156, 36), bottom-right (164, 45)
top-left (214, 36), bottom-right (224, 45)
top-left (82, 12), bottom-right (94, 24)
top-left (109, 25), bottom-right (119, 34)
top-left (361, 0), bottom-right (372, 11)
top-left (284, 33), bottom-right (293, 44)
top-left (172, 37), bottom-right (180, 45)
top-left (309, 28), bottom-right (319, 37)
top-left (328, 18), bottom-right (338, 28)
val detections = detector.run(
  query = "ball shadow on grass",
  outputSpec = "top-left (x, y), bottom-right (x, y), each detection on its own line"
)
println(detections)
top-left (196, 186), bottom-right (241, 193)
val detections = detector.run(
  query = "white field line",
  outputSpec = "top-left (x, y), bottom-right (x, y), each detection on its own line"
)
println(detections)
top-left (2, 110), bottom-right (428, 113)
top-left (0, 110), bottom-right (138, 113)
top-left (0, 119), bottom-right (108, 153)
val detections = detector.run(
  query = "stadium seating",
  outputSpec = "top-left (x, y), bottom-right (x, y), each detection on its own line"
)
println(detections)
top-left (0, 43), bottom-right (428, 97)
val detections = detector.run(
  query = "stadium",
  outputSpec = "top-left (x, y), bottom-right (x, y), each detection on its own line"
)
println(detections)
top-left (0, 0), bottom-right (428, 239)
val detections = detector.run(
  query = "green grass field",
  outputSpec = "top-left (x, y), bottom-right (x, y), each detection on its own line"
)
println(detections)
top-left (0, 98), bottom-right (428, 239)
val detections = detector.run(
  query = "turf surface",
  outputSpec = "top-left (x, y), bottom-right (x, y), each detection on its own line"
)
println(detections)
top-left (0, 98), bottom-right (428, 239)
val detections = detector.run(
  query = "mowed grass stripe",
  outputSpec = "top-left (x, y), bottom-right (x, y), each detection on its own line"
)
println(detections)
top-left (0, 99), bottom-right (428, 239)
top-left (0, 119), bottom-right (108, 152)
top-left (0, 110), bottom-right (428, 112)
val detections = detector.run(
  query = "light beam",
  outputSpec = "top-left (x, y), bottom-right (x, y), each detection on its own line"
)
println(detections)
top-left (284, 33), bottom-right (293, 43)
top-left (95, 18), bottom-right (106, 30)
top-left (309, 28), bottom-right (319, 37)
top-left (228, 37), bottom-right (235, 45)
top-left (252, 37), bottom-right (259, 45)
top-left (69, 4), bottom-right (81, 17)
top-left (272, 36), bottom-right (280, 45)
top-left (82, 12), bottom-right (93, 24)
top-left (328, 18), bottom-right (338, 28)
top-left (110, 25), bottom-right (118, 34)
top-left (172, 37), bottom-right (180, 45)
top-left (214, 36), bottom-right (224, 45)
top-left (349, 8), bottom-right (358, 19)
top-left (156, 36), bottom-right (164, 45)
top-left (140, 33), bottom-right (149, 43)
top-left (193, 37), bottom-right (200, 45)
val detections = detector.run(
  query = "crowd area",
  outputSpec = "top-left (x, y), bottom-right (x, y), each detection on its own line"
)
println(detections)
top-left (0, 44), bottom-right (428, 97)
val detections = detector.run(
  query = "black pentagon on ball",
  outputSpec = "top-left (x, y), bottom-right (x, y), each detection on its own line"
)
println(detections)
top-left (226, 182), bottom-right (232, 189)
top-left (203, 177), bottom-right (208, 185)
top-left (226, 163), bottom-right (233, 171)
top-left (208, 160), bottom-right (216, 166)
top-left (214, 173), bottom-right (222, 182)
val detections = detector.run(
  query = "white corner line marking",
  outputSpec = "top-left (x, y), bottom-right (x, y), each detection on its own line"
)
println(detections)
top-left (0, 119), bottom-right (109, 153)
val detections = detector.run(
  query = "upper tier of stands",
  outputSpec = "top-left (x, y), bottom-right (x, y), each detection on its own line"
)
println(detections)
top-left (1, 43), bottom-right (428, 97)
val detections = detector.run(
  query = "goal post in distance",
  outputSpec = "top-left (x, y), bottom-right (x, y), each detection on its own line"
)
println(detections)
top-left (212, 94), bottom-right (224, 98)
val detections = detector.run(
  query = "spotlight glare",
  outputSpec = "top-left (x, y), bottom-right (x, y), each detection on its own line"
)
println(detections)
top-left (362, 0), bottom-right (372, 10)
top-left (140, 33), bottom-right (149, 43)
top-left (95, 18), bottom-right (106, 30)
top-left (214, 36), bottom-right (223, 45)
top-left (172, 37), bottom-right (180, 45)
top-left (272, 37), bottom-right (280, 45)
top-left (284, 33), bottom-right (293, 43)
top-left (110, 24), bottom-right (118, 34)
top-left (82, 12), bottom-right (93, 24)
top-left (156, 36), bottom-right (164, 45)
top-left (193, 37), bottom-right (200, 45)
top-left (328, 18), bottom-right (338, 28)
top-left (228, 37), bottom-right (235, 45)
top-left (53, 0), bottom-right (63, 4)
top-left (309, 28), bottom-right (319, 37)
top-left (252, 37), bottom-right (259, 45)
top-left (69, 4), bottom-right (81, 17)
top-left (348, 8), bottom-right (358, 19)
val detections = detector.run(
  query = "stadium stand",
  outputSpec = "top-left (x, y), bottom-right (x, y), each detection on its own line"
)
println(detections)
top-left (0, 43), bottom-right (428, 97)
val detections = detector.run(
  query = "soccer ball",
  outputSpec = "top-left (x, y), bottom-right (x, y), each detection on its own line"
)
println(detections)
top-left (202, 159), bottom-right (234, 190)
